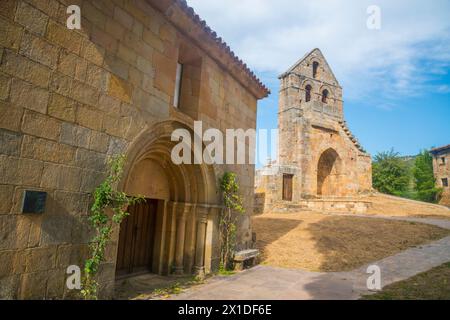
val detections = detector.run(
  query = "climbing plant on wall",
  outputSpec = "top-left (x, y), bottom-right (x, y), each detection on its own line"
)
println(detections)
top-left (219, 172), bottom-right (245, 271)
top-left (81, 155), bottom-right (144, 300)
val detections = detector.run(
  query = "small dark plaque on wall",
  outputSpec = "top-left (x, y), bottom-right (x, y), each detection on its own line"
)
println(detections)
top-left (22, 191), bottom-right (47, 214)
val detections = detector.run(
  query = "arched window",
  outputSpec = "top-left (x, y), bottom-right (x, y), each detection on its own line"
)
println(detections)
top-left (313, 61), bottom-right (319, 78)
top-left (305, 85), bottom-right (312, 102)
top-left (322, 89), bottom-right (329, 104)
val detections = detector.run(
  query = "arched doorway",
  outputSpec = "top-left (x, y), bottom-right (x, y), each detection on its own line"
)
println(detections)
top-left (116, 121), bottom-right (219, 278)
top-left (317, 148), bottom-right (342, 196)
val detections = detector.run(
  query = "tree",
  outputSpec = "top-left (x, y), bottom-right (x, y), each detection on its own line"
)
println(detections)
top-left (372, 149), bottom-right (410, 196)
top-left (412, 150), bottom-right (442, 203)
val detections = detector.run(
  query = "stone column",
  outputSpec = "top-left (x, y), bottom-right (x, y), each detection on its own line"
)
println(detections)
top-left (194, 206), bottom-right (209, 278)
top-left (174, 203), bottom-right (190, 275)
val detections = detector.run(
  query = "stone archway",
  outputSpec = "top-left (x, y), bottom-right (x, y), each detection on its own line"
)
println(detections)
top-left (115, 120), bottom-right (220, 278)
top-left (317, 148), bottom-right (342, 197)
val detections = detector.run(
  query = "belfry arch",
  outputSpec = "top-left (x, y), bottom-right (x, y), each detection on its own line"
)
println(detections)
top-left (115, 120), bottom-right (220, 278)
top-left (317, 148), bottom-right (343, 197)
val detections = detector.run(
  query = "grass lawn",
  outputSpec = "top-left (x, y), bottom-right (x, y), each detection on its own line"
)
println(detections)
top-left (362, 262), bottom-right (450, 300)
top-left (252, 212), bottom-right (450, 272)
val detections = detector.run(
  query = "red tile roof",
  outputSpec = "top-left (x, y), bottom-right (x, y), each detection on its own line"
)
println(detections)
top-left (430, 144), bottom-right (450, 154)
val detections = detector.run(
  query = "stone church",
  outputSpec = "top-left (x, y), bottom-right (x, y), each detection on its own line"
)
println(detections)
top-left (0, 0), bottom-right (268, 299)
top-left (255, 49), bottom-right (372, 213)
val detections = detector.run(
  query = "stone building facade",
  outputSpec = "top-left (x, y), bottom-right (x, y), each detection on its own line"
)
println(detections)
top-left (431, 144), bottom-right (450, 206)
top-left (255, 49), bottom-right (372, 212)
top-left (0, 0), bottom-right (268, 299)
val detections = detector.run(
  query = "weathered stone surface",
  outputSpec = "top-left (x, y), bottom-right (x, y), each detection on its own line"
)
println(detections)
top-left (0, 129), bottom-right (22, 156)
top-left (0, 184), bottom-right (14, 213)
top-left (85, 63), bottom-right (109, 92)
top-left (88, 130), bottom-right (109, 153)
top-left (60, 122), bottom-right (90, 148)
top-left (0, 73), bottom-right (11, 100)
top-left (107, 137), bottom-right (127, 155)
top-left (19, 31), bottom-right (59, 69)
top-left (48, 93), bottom-right (77, 122)
top-left (57, 165), bottom-right (82, 192)
top-left (21, 135), bottom-right (75, 164)
top-left (71, 80), bottom-right (100, 106)
top-left (1, 50), bottom-right (51, 88)
top-left (40, 214), bottom-right (74, 245)
top-left (10, 79), bottom-right (49, 114)
top-left (18, 271), bottom-right (48, 299)
top-left (52, 191), bottom-right (90, 216)
top-left (14, 1), bottom-right (48, 36)
top-left (25, 0), bottom-right (59, 18)
top-left (0, 215), bottom-right (33, 250)
top-left (50, 72), bottom-right (73, 96)
top-left (56, 244), bottom-right (89, 269)
top-left (108, 74), bottom-right (132, 103)
top-left (57, 49), bottom-right (88, 81)
top-left (0, 0), bottom-right (17, 19)
top-left (103, 53), bottom-right (129, 80)
top-left (25, 247), bottom-right (57, 273)
top-left (46, 20), bottom-right (82, 54)
top-left (76, 104), bottom-right (103, 131)
top-left (0, 15), bottom-right (22, 50)
top-left (40, 162), bottom-right (60, 189)
top-left (0, 101), bottom-right (23, 131)
top-left (0, 275), bottom-right (20, 299)
top-left (0, 156), bottom-right (43, 186)
top-left (102, 114), bottom-right (129, 138)
top-left (21, 110), bottom-right (61, 141)
top-left (81, 39), bottom-right (105, 66)
top-left (74, 148), bottom-right (106, 170)
top-left (79, 169), bottom-right (105, 193)
top-left (98, 93), bottom-right (121, 113)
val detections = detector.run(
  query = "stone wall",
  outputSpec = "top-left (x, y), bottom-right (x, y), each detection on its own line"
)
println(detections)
top-left (0, 0), bottom-right (266, 299)
top-left (432, 148), bottom-right (450, 206)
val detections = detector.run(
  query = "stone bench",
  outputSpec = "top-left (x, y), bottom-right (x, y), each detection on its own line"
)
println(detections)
top-left (233, 249), bottom-right (259, 271)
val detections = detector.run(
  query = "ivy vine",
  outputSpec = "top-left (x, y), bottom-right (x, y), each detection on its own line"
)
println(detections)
top-left (219, 172), bottom-right (245, 272)
top-left (81, 154), bottom-right (144, 300)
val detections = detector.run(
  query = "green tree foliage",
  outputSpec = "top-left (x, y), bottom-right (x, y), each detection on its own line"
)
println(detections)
top-left (412, 150), bottom-right (442, 203)
top-left (372, 149), bottom-right (410, 196)
top-left (219, 172), bottom-right (245, 271)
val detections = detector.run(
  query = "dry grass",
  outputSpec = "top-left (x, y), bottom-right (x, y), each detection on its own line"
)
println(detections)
top-left (362, 262), bottom-right (450, 300)
top-left (253, 212), bottom-right (450, 272)
top-left (362, 194), bottom-right (450, 219)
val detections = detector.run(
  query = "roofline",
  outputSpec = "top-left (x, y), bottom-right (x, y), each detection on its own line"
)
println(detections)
top-left (430, 144), bottom-right (450, 154)
top-left (145, 0), bottom-right (270, 99)
top-left (278, 48), bottom-right (341, 87)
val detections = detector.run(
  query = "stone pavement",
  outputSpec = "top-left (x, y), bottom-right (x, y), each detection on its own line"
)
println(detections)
top-left (169, 216), bottom-right (450, 300)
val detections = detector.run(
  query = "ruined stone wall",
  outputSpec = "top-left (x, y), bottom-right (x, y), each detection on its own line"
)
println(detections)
top-left (0, 0), bottom-right (261, 299)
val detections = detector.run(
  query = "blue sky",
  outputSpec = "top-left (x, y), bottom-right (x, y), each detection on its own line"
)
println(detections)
top-left (188, 0), bottom-right (450, 165)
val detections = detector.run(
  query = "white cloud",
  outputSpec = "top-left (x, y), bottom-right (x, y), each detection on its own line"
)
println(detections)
top-left (187, 0), bottom-right (450, 104)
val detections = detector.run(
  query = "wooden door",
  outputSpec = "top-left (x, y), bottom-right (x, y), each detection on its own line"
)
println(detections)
top-left (282, 174), bottom-right (293, 201)
top-left (116, 199), bottom-right (157, 277)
